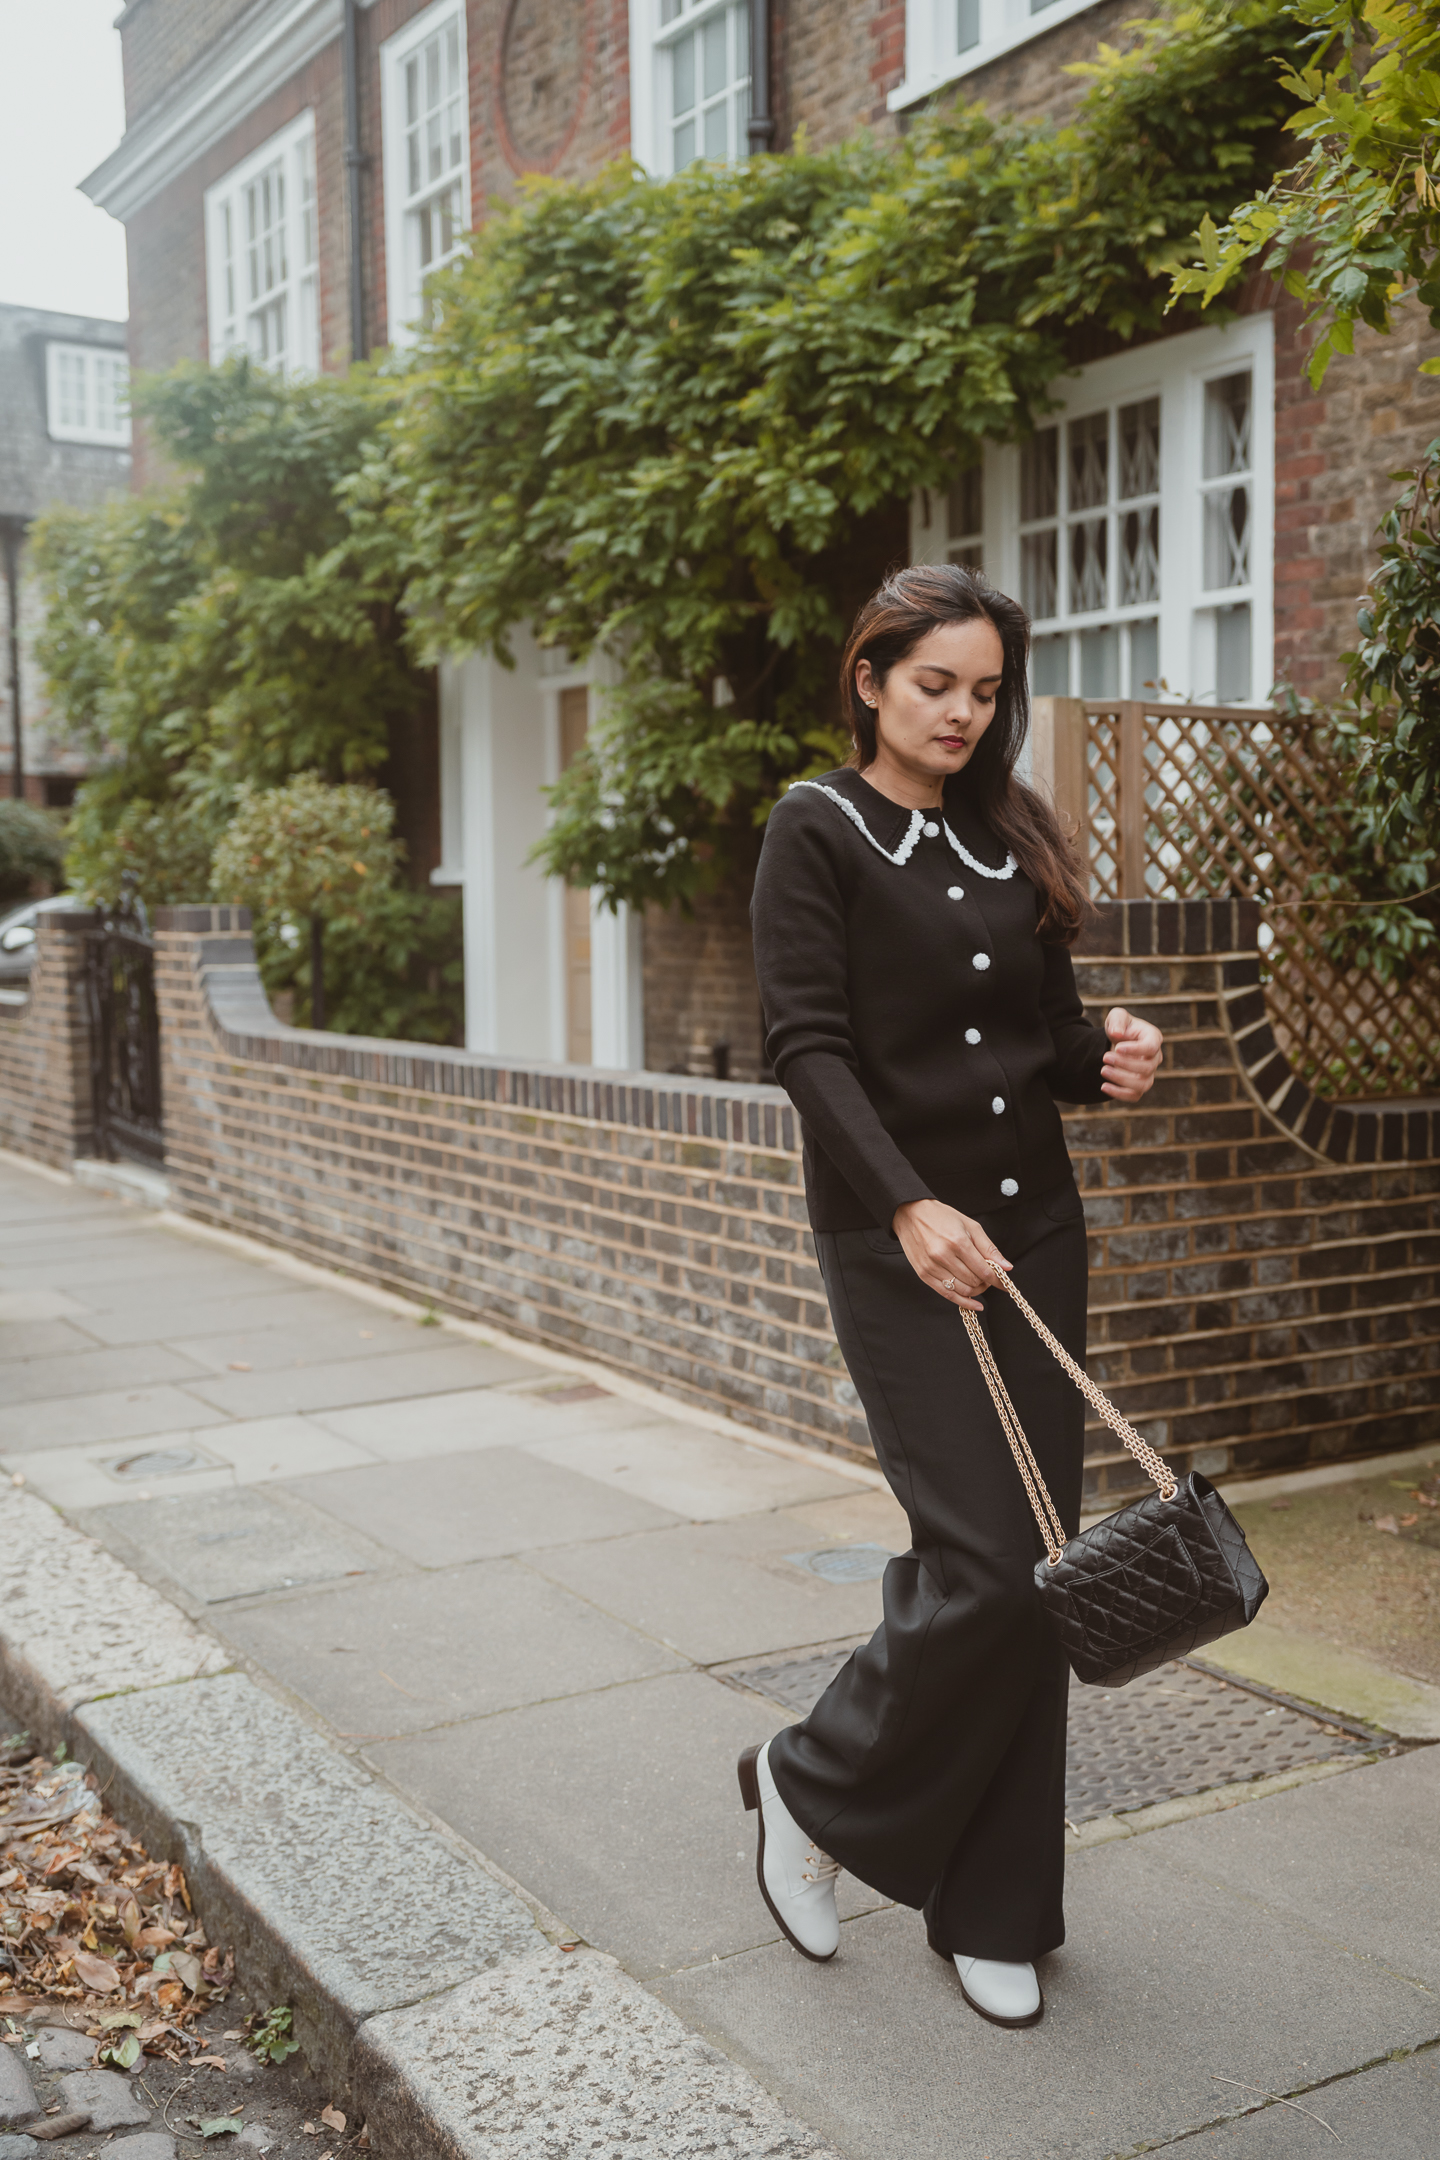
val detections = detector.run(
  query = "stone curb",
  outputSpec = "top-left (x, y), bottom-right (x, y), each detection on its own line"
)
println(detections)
top-left (0, 1485), bottom-right (841, 2158)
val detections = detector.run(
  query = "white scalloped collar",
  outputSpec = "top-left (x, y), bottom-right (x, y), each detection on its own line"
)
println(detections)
top-left (787, 778), bottom-right (1017, 879)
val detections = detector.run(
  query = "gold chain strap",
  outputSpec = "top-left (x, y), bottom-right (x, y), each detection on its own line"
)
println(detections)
top-left (960, 1261), bottom-right (1178, 1567)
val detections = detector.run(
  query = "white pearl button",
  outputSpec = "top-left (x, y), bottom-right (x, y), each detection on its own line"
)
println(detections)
top-left (922, 821), bottom-right (939, 838)
top-left (972, 953), bottom-right (990, 971)
top-left (947, 885), bottom-right (964, 900)
top-left (992, 1096), bottom-right (1005, 1115)
top-left (965, 1028), bottom-right (981, 1045)
top-left (1000, 1178), bottom-right (1019, 1197)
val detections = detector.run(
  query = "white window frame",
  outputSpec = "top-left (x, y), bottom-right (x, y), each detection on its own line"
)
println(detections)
top-left (628, 0), bottom-right (752, 177)
top-left (911, 313), bottom-right (1275, 706)
top-left (45, 343), bottom-right (131, 447)
top-left (889, 0), bottom-right (1105, 114)
top-left (379, 0), bottom-right (471, 346)
top-left (204, 111), bottom-right (319, 377)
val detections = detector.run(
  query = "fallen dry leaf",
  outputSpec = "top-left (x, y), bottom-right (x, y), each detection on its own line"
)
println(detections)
top-left (227, 1361), bottom-right (252, 1371)
top-left (1399, 1514), bottom-right (1419, 1528)
top-left (320, 2105), bottom-right (345, 2132)
top-left (194, 2054), bottom-right (228, 2069)
top-left (28, 2116), bottom-right (94, 2142)
top-left (1375, 1515), bottom-right (1400, 1534)
top-left (72, 1951), bottom-right (122, 1994)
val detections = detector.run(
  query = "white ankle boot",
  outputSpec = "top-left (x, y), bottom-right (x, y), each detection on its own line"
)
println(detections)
top-left (953, 1954), bottom-right (1043, 2028)
top-left (737, 1740), bottom-right (840, 1961)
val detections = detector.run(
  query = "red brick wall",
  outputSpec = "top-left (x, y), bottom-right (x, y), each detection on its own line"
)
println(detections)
top-left (0, 915), bottom-right (97, 1169)
top-left (1272, 289), bottom-right (1440, 700)
top-left (131, 899), bottom-right (1439, 1498)
top-left (642, 875), bottom-right (765, 1082)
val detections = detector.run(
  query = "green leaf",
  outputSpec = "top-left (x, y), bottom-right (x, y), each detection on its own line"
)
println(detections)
top-left (195, 2119), bottom-right (242, 2137)
top-left (99, 2034), bottom-right (142, 2070)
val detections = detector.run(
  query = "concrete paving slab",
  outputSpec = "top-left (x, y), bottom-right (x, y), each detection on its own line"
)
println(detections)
top-left (659, 1823), bottom-right (1440, 2160)
top-left (0, 1386), bottom-right (230, 1454)
top-left (367, 1669), bottom-right (888, 1979)
top-left (181, 1343), bottom-right (532, 1420)
top-left (0, 1320), bottom-right (102, 1363)
top-left (80, 1284), bottom-right (415, 1348)
top-left (284, 1446), bottom-right (679, 1564)
top-left (216, 1556), bottom-right (687, 1734)
top-left (1150, 1746), bottom-right (1440, 1989)
top-left (0, 1290), bottom-right (90, 1322)
top-left (107, 2137), bottom-right (178, 2160)
top-left (165, 1314), bottom-right (445, 1376)
top-left (0, 1484), bottom-right (229, 1730)
top-left (205, 1416), bottom-right (382, 1483)
top-left (524, 1420), bottom-right (858, 1521)
top-left (353, 1948), bottom-right (844, 2160)
top-left (32, 2031), bottom-right (95, 2072)
top-left (76, 1673), bottom-right (544, 2097)
top-left (1170, 2047), bottom-right (1440, 2155)
top-left (529, 1514), bottom-right (887, 1664)
top-left (6, 1437), bottom-right (238, 1512)
top-left (1201, 1621), bottom-right (1440, 1739)
top-left (87, 1486), bottom-right (396, 1604)
top-left (0, 1342), bottom-right (208, 1405)
top-left (0, 2137), bottom-right (36, 2159)
top-left (779, 1488), bottom-right (913, 1549)
top-left (312, 1385), bottom-right (577, 1459)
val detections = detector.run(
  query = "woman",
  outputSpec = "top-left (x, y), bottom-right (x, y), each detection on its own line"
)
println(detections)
top-left (739, 562), bottom-right (1163, 2029)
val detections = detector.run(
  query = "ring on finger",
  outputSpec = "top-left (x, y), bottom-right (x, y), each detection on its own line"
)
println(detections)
top-left (942, 1276), bottom-right (959, 1291)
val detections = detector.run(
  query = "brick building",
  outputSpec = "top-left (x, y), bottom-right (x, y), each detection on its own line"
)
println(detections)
top-left (81, 0), bottom-right (1440, 1077)
top-left (0, 304), bottom-right (132, 807)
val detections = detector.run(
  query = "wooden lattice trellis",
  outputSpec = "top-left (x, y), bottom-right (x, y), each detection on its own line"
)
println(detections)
top-left (1074, 700), bottom-right (1440, 1100)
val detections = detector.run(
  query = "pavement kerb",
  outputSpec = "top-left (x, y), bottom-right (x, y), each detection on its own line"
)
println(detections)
top-left (0, 1484), bottom-right (846, 2158)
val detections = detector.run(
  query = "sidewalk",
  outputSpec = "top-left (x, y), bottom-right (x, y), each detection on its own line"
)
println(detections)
top-left (2, 1155), bottom-right (1437, 2159)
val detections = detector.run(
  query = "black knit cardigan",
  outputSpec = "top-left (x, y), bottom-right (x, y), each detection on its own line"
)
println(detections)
top-left (750, 765), bottom-right (1109, 1232)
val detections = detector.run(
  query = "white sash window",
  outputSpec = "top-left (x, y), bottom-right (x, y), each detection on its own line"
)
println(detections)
top-left (205, 114), bottom-right (319, 377)
top-left (912, 315), bottom-right (1274, 706)
top-left (630, 0), bottom-right (751, 176)
top-left (381, 0), bottom-right (471, 343)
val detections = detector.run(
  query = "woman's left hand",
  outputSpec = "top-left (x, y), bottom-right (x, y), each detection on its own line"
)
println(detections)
top-left (1101, 1007), bottom-right (1163, 1102)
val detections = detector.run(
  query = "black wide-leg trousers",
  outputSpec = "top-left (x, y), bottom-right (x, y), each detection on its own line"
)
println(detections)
top-left (768, 1177), bottom-right (1088, 1963)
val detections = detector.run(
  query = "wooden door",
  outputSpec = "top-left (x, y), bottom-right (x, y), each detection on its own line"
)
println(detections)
top-left (558, 685), bottom-right (591, 1064)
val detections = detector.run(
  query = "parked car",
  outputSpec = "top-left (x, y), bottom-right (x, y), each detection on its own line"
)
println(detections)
top-left (0, 894), bottom-right (86, 994)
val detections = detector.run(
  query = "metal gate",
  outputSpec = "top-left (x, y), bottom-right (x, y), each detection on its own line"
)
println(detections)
top-left (84, 877), bottom-right (164, 1166)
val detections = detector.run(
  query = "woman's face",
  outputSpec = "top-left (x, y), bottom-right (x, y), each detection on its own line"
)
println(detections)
top-left (857, 617), bottom-right (1005, 787)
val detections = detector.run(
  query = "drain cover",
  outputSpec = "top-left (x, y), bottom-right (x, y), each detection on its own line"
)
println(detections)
top-left (104, 1446), bottom-right (208, 1481)
top-left (727, 1646), bottom-right (1374, 1822)
top-left (786, 1544), bottom-right (894, 1585)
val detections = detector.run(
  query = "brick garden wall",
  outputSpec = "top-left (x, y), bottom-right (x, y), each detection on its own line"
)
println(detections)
top-left (135, 899), bottom-right (1439, 1503)
top-left (0, 914), bottom-right (96, 1170)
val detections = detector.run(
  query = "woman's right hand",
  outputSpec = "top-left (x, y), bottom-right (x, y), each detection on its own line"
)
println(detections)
top-left (892, 1198), bottom-right (1011, 1312)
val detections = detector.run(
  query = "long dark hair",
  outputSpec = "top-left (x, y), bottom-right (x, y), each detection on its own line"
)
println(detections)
top-left (838, 562), bottom-right (1088, 944)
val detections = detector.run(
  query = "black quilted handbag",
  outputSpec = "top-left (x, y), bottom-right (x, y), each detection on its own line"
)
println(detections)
top-left (962, 1268), bottom-right (1268, 1688)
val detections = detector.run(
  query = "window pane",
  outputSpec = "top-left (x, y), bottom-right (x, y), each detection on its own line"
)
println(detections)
top-left (1069, 515), bottom-right (1107, 613)
top-left (406, 56), bottom-right (418, 126)
top-left (950, 543), bottom-right (983, 572)
top-left (1203, 371), bottom-right (1251, 478)
top-left (1129, 618), bottom-right (1159, 695)
top-left (736, 0), bottom-right (749, 73)
top-left (1021, 529), bottom-right (1057, 620)
top-left (673, 116), bottom-right (696, 169)
top-left (408, 128), bottom-right (420, 196)
top-left (1118, 397), bottom-right (1158, 499)
top-left (419, 202), bottom-right (434, 269)
top-left (427, 111), bottom-right (442, 181)
top-left (673, 32), bottom-right (695, 117)
top-left (1204, 484), bottom-right (1250, 588)
top-left (1119, 504), bottom-right (1159, 605)
top-left (661, 0), bottom-right (682, 19)
top-left (702, 12), bottom-right (727, 99)
top-left (948, 466), bottom-right (982, 541)
top-left (1020, 428), bottom-right (1057, 522)
top-left (957, 0), bottom-right (980, 50)
top-left (1079, 624), bottom-right (1120, 697)
top-left (1068, 410), bottom-right (1108, 513)
top-left (703, 99), bottom-right (728, 159)
top-left (426, 34), bottom-right (440, 112)
top-left (1031, 634), bottom-right (1068, 695)
top-left (445, 19), bottom-right (459, 94)
top-left (449, 94), bottom-right (462, 170)
top-left (1216, 603), bottom-right (1252, 702)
